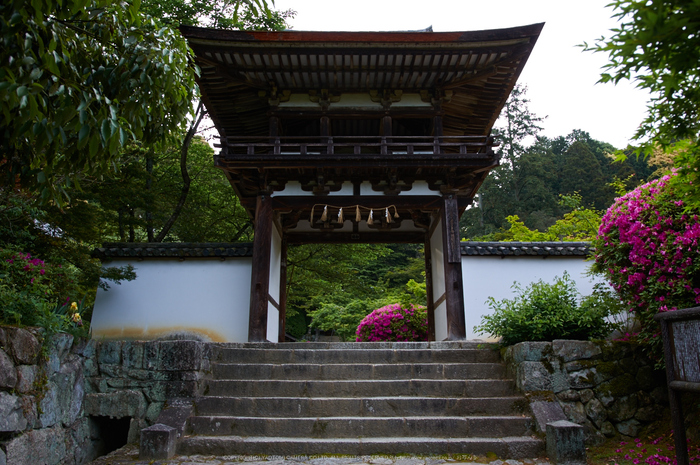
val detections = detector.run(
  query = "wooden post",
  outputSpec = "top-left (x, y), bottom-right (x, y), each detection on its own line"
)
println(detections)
top-left (278, 236), bottom-right (288, 343)
top-left (248, 195), bottom-right (273, 342)
top-left (320, 116), bottom-right (330, 154)
top-left (382, 115), bottom-right (392, 155)
top-left (441, 195), bottom-right (466, 340)
top-left (424, 235), bottom-right (436, 342)
top-left (269, 116), bottom-right (280, 155)
top-left (433, 114), bottom-right (443, 155)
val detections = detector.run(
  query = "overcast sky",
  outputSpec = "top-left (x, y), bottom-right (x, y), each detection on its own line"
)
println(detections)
top-left (273, 0), bottom-right (650, 149)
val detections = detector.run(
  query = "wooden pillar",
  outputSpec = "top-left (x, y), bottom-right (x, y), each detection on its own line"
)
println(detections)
top-left (320, 116), bottom-right (330, 154)
top-left (433, 114), bottom-right (443, 155)
top-left (278, 236), bottom-right (288, 343)
top-left (441, 195), bottom-right (466, 340)
top-left (248, 195), bottom-right (273, 342)
top-left (269, 116), bottom-right (280, 155)
top-left (424, 235), bottom-right (436, 342)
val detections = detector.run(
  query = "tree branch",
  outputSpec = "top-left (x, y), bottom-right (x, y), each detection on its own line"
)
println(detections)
top-left (154, 101), bottom-right (205, 242)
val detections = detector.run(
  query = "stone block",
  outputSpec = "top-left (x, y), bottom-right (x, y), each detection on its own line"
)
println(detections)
top-left (616, 418), bottom-right (642, 437)
top-left (560, 401), bottom-right (586, 425)
top-left (530, 401), bottom-right (567, 433)
top-left (585, 398), bottom-right (607, 429)
top-left (40, 380), bottom-right (61, 428)
top-left (635, 366), bottom-right (655, 391)
top-left (635, 405), bottom-right (662, 422)
top-left (122, 341), bottom-right (144, 369)
top-left (3, 327), bottom-right (41, 365)
top-left (4, 426), bottom-right (67, 465)
top-left (155, 398), bottom-right (193, 437)
top-left (552, 340), bottom-right (601, 363)
top-left (506, 341), bottom-right (553, 363)
top-left (15, 365), bottom-right (38, 393)
top-left (546, 420), bottom-right (586, 465)
top-left (83, 390), bottom-right (147, 418)
top-left (0, 348), bottom-right (17, 389)
top-left (557, 390), bottom-right (580, 402)
top-left (568, 368), bottom-right (597, 389)
top-left (600, 421), bottom-right (615, 437)
top-left (157, 341), bottom-right (203, 371)
top-left (71, 337), bottom-right (97, 359)
top-left (20, 395), bottom-right (39, 429)
top-left (607, 394), bottom-right (638, 422)
top-left (144, 380), bottom-right (200, 402)
top-left (517, 361), bottom-right (552, 391)
top-left (0, 448), bottom-right (5, 465)
top-left (0, 391), bottom-right (27, 432)
top-left (579, 389), bottom-right (595, 404)
top-left (140, 423), bottom-right (177, 460)
top-left (49, 332), bottom-right (74, 363)
top-left (98, 340), bottom-right (122, 365)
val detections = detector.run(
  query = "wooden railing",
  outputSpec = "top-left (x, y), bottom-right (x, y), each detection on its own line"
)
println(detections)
top-left (218, 135), bottom-right (497, 158)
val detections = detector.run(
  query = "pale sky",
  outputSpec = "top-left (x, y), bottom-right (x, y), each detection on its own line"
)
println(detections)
top-left (273, 0), bottom-right (650, 149)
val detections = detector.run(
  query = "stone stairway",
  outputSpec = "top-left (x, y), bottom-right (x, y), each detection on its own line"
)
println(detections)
top-left (177, 342), bottom-right (543, 458)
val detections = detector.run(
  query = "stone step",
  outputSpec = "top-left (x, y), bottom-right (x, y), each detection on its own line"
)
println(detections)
top-left (211, 362), bottom-right (506, 380)
top-left (177, 435), bottom-right (544, 457)
top-left (204, 378), bottom-right (516, 398)
top-left (187, 415), bottom-right (533, 438)
top-left (194, 396), bottom-right (526, 417)
top-left (212, 348), bottom-right (501, 364)
top-left (211, 341), bottom-right (494, 350)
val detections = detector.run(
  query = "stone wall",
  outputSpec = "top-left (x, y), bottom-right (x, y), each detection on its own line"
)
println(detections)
top-left (503, 340), bottom-right (668, 445)
top-left (0, 326), bottom-right (210, 465)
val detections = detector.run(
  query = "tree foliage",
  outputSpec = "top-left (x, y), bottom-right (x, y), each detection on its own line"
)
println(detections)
top-left (0, 0), bottom-right (198, 200)
top-left (585, 0), bottom-right (700, 208)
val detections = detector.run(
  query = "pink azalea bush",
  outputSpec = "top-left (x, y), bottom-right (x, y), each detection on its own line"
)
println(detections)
top-left (594, 172), bottom-right (700, 361)
top-left (0, 249), bottom-right (85, 335)
top-left (355, 303), bottom-right (428, 342)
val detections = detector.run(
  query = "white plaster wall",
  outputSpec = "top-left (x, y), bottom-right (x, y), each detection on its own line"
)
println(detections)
top-left (91, 258), bottom-right (252, 342)
top-left (267, 226), bottom-right (282, 342)
top-left (461, 256), bottom-right (602, 341)
top-left (430, 218), bottom-right (448, 341)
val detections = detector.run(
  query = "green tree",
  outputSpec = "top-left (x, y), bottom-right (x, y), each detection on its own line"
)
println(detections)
top-left (0, 0), bottom-right (197, 201)
top-left (585, 0), bottom-right (700, 207)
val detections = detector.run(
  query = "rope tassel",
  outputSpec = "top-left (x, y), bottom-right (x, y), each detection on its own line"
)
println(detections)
top-left (367, 209), bottom-right (374, 225)
top-left (386, 207), bottom-right (392, 223)
top-left (356, 205), bottom-right (361, 222)
top-left (338, 207), bottom-right (344, 224)
top-left (320, 205), bottom-right (328, 222)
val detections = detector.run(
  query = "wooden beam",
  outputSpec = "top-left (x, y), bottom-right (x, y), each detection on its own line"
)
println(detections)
top-left (285, 231), bottom-right (425, 244)
top-left (271, 195), bottom-right (451, 211)
top-left (441, 196), bottom-right (466, 340)
top-left (248, 195), bottom-right (273, 342)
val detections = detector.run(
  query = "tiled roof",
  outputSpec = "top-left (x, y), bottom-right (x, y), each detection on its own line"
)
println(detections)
top-left (460, 241), bottom-right (592, 257)
top-left (93, 243), bottom-right (254, 259)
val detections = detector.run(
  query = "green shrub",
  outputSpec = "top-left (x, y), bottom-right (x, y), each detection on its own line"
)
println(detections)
top-left (474, 272), bottom-right (614, 345)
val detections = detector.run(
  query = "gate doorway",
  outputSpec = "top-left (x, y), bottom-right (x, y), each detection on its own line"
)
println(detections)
top-left (284, 243), bottom-right (428, 342)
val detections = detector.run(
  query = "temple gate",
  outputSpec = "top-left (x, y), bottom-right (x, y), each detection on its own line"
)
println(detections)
top-left (180, 25), bottom-right (543, 342)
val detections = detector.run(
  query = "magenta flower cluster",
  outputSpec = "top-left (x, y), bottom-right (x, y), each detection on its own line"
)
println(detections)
top-left (6, 252), bottom-right (47, 284)
top-left (595, 172), bottom-right (700, 359)
top-left (609, 436), bottom-right (700, 465)
top-left (355, 303), bottom-right (428, 342)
